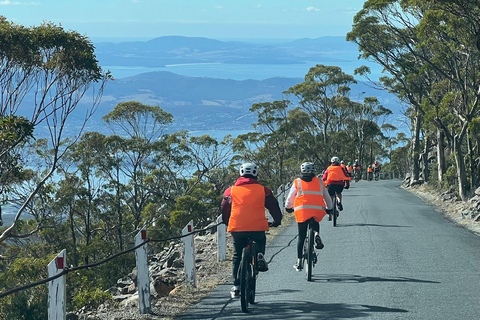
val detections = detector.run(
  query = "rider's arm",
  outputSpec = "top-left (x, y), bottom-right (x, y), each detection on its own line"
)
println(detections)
top-left (265, 188), bottom-right (282, 225)
top-left (322, 169), bottom-right (328, 182)
top-left (323, 186), bottom-right (333, 210)
top-left (284, 182), bottom-right (297, 210)
top-left (220, 188), bottom-right (232, 225)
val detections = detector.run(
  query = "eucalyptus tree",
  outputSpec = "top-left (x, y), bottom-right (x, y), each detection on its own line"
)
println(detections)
top-left (247, 100), bottom-right (295, 190)
top-left (0, 19), bottom-right (110, 242)
top-left (285, 64), bottom-right (357, 156)
top-left (102, 101), bottom-right (173, 223)
top-left (348, 0), bottom-right (480, 199)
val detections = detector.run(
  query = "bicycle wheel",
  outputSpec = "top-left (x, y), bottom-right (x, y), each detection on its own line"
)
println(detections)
top-left (240, 246), bottom-right (250, 313)
top-left (305, 224), bottom-right (314, 281)
top-left (248, 245), bottom-right (256, 304)
top-left (333, 197), bottom-right (338, 227)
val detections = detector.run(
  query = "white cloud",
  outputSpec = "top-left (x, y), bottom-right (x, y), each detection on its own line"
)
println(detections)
top-left (0, 0), bottom-right (38, 5)
top-left (306, 7), bottom-right (321, 12)
top-left (0, 0), bottom-right (22, 5)
top-left (214, 5), bottom-right (223, 9)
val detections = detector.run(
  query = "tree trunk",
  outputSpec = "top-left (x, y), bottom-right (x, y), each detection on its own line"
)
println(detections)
top-left (412, 113), bottom-right (421, 181)
top-left (453, 135), bottom-right (468, 201)
top-left (437, 128), bottom-right (445, 184)
top-left (467, 129), bottom-right (477, 190)
top-left (422, 134), bottom-right (429, 181)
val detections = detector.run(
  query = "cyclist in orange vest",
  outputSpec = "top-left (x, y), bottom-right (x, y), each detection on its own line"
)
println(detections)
top-left (322, 156), bottom-right (351, 217)
top-left (285, 162), bottom-right (333, 271)
top-left (346, 162), bottom-right (353, 177)
top-left (221, 162), bottom-right (282, 298)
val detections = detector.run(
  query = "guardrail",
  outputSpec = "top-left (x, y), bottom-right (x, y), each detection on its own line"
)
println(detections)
top-left (1, 182), bottom-right (293, 319)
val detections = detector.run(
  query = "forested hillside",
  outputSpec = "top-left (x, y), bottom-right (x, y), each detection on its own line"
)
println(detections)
top-left (1, 0), bottom-right (479, 318)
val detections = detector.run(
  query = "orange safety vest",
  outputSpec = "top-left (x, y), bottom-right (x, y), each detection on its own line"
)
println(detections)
top-left (326, 165), bottom-right (351, 184)
top-left (228, 184), bottom-right (268, 232)
top-left (346, 165), bottom-right (353, 174)
top-left (293, 177), bottom-right (327, 223)
top-left (367, 167), bottom-right (373, 173)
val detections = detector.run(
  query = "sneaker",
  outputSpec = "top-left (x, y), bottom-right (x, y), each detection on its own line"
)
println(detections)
top-left (293, 261), bottom-right (303, 271)
top-left (257, 253), bottom-right (268, 272)
top-left (337, 202), bottom-right (343, 211)
top-left (230, 286), bottom-right (240, 299)
top-left (315, 235), bottom-right (324, 249)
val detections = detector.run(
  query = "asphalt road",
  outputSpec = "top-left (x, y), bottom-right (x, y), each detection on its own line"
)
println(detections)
top-left (175, 180), bottom-right (480, 320)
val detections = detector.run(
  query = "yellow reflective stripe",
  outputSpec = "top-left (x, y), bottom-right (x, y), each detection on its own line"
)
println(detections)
top-left (294, 205), bottom-right (326, 210)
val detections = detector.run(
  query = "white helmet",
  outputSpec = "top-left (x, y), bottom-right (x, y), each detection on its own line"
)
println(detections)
top-left (331, 156), bottom-right (340, 164)
top-left (301, 162), bottom-right (315, 174)
top-left (239, 162), bottom-right (258, 177)
top-left (341, 160), bottom-right (345, 164)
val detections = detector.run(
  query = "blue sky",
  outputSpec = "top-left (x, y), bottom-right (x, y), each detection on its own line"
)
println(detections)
top-left (1, 0), bottom-right (363, 41)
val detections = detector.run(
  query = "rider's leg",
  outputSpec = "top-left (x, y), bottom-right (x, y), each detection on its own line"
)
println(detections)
top-left (231, 232), bottom-right (248, 286)
top-left (297, 221), bottom-right (308, 260)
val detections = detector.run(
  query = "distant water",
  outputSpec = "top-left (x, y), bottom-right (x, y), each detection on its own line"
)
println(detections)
top-left (103, 60), bottom-right (384, 81)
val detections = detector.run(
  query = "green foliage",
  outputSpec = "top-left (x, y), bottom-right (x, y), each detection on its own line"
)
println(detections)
top-left (71, 287), bottom-right (113, 311)
top-left (0, 254), bottom-right (53, 320)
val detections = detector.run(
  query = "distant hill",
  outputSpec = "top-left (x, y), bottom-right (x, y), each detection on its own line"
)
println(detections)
top-left (28, 36), bottom-right (402, 137)
top-left (95, 71), bottom-right (303, 132)
top-left (86, 71), bottom-right (400, 133)
top-left (94, 36), bottom-right (361, 68)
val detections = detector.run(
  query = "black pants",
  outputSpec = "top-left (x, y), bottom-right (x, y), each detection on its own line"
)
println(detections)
top-left (297, 218), bottom-right (320, 259)
top-left (231, 231), bottom-right (266, 286)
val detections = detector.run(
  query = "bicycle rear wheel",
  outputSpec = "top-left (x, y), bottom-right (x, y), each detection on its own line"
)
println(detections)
top-left (248, 245), bottom-right (257, 304)
top-left (240, 246), bottom-right (250, 313)
top-left (305, 225), bottom-right (314, 281)
top-left (333, 198), bottom-right (338, 227)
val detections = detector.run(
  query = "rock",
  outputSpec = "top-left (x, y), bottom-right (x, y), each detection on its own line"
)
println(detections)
top-left (152, 277), bottom-right (175, 297)
top-left (474, 213), bottom-right (480, 222)
top-left (66, 313), bottom-right (79, 320)
top-left (127, 282), bottom-right (137, 294)
top-left (168, 285), bottom-right (182, 296)
top-left (120, 293), bottom-right (139, 308)
top-left (112, 294), bottom-right (131, 302)
top-left (475, 187), bottom-right (480, 196)
top-left (117, 278), bottom-right (133, 288)
top-left (462, 210), bottom-right (472, 216)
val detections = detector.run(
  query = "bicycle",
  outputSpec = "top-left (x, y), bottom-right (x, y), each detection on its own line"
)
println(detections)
top-left (332, 195), bottom-right (339, 227)
top-left (238, 238), bottom-right (258, 313)
top-left (353, 168), bottom-right (360, 182)
top-left (301, 218), bottom-right (318, 281)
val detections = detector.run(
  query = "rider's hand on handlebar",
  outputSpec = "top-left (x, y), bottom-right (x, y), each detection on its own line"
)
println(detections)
top-left (269, 221), bottom-right (281, 227)
top-left (285, 207), bottom-right (294, 213)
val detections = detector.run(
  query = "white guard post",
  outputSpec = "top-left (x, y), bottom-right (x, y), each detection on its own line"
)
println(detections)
top-left (277, 185), bottom-right (285, 211)
top-left (48, 249), bottom-right (66, 320)
top-left (216, 215), bottom-right (226, 261)
top-left (182, 220), bottom-right (197, 287)
top-left (135, 228), bottom-right (151, 314)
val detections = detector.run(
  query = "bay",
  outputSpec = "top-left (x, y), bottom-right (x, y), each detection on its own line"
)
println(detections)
top-left (103, 60), bottom-right (384, 81)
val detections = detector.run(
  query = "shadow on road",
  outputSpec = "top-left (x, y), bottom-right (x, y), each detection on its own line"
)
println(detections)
top-left (310, 274), bottom-right (440, 284)
top-left (338, 223), bottom-right (412, 228)
top-left (175, 299), bottom-right (409, 319)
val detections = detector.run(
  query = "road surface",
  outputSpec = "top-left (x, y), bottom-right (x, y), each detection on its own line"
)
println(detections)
top-left (175, 180), bottom-right (480, 320)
